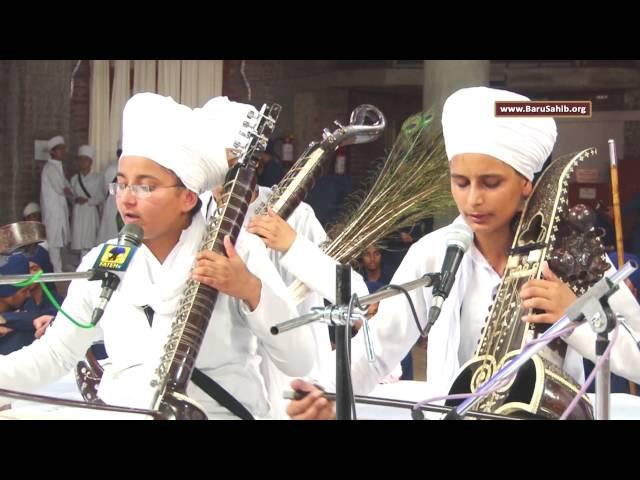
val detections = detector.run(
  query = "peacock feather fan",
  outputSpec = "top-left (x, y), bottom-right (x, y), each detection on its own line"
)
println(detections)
top-left (289, 110), bottom-right (453, 303)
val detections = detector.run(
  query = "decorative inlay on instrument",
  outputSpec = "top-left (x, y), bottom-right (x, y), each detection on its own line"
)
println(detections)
top-left (447, 148), bottom-right (606, 419)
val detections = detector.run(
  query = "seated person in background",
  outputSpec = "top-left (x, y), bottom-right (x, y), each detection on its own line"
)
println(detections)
top-left (0, 254), bottom-right (54, 355)
top-left (23, 202), bottom-right (42, 223)
top-left (21, 245), bottom-right (63, 314)
top-left (361, 244), bottom-right (393, 286)
top-left (21, 202), bottom-right (50, 252)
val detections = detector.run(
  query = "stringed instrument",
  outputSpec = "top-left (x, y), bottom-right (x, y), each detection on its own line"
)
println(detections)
top-left (447, 148), bottom-right (609, 419)
top-left (148, 104), bottom-right (280, 419)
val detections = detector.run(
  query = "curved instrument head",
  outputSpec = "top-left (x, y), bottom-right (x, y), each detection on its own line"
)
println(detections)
top-left (328, 104), bottom-right (386, 147)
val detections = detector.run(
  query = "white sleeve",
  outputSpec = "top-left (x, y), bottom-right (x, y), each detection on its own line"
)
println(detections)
top-left (0, 253), bottom-right (102, 393)
top-left (293, 203), bottom-right (328, 245)
top-left (563, 263), bottom-right (640, 383)
top-left (280, 233), bottom-right (369, 301)
top-left (236, 234), bottom-right (315, 378)
top-left (43, 164), bottom-right (68, 197)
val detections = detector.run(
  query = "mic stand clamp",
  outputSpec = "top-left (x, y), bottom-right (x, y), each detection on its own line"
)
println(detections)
top-left (270, 270), bottom-right (443, 419)
top-left (566, 277), bottom-right (619, 420)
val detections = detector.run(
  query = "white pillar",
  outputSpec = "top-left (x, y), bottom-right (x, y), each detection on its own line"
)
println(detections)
top-left (423, 60), bottom-right (490, 228)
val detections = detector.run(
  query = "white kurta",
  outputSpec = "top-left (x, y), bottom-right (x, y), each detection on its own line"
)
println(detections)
top-left (290, 216), bottom-right (640, 400)
top-left (97, 163), bottom-right (119, 244)
top-left (40, 158), bottom-right (71, 248)
top-left (71, 172), bottom-right (105, 250)
top-left (0, 214), bottom-right (315, 419)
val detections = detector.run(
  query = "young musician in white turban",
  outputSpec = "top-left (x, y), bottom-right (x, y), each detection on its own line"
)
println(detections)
top-left (40, 135), bottom-right (73, 272)
top-left (70, 145), bottom-right (105, 256)
top-left (0, 93), bottom-right (315, 419)
top-left (286, 86), bottom-right (640, 419)
top-left (199, 96), bottom-right (371, 418)
top-left (246, 185), bottom-right (375, 418)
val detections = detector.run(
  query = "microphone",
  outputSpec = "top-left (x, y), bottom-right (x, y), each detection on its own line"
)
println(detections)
top-left (90, 224), bottom-right (144, 325)
top-left (425, 223), bottom-right (474, 334)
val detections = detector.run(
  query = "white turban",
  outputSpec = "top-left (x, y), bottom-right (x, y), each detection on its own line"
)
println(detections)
top-left (441, 86), bottom-right (557, 181)
top-left (48, 135), bottom-right (65, 151)
top-left (78, 145), bottom-right (95, 160)
top-left (196, 96), bottom-right (260, 150)
top-left (23, 202), bottom-right (41, 218)
top-left (121, 93), bottom-right (228, 194)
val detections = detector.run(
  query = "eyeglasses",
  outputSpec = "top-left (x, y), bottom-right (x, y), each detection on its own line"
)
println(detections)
top-left (108, 182), bottom-right (184, 199)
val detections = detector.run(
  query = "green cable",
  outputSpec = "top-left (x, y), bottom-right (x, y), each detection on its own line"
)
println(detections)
top-left (13, 271), bottom-right (94, 329)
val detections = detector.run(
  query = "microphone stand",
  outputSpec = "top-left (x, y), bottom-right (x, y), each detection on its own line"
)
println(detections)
top-left (272, 270), bottom-right (442, 420)
top-left (335, 264), bottom-right (352, 420)
top-left (271, 272), bottom-right (441, 335)
top-left (446, 261), bottom-right (637, 420)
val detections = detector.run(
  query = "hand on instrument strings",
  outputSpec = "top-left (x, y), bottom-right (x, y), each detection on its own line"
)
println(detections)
top-left (520, 262), bottom-right (577, 324)
top-left (192, 235), bottom-right (262, 311)
top-left (247, 207), bottom-right (297, 253)
top-left (286, 379), bottom-right (335, 420)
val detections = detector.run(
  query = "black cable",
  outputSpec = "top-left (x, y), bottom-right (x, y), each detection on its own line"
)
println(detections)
top-left (340, 283), bottom-right (427, 418)
top-left (364, 284), bottom-right (426, 338)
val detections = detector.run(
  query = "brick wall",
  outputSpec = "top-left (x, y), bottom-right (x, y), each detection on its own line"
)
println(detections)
top-left (222, 61), bottom-right (425, 191)
top-left (346, 88), bottom-right (424, 189)
top-left (1, 59), bottom-right (420, 227)
top-left (0, 60), bottom-right (92, 226)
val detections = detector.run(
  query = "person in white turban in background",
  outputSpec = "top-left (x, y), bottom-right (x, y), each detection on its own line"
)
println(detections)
top-left (0, 93), bottom-right (315, 420)
top-left (40, 135), bottom-right (73, 273)
top-left (22, 202), bottom-right (42, 223)
top-left (96, 143), bottom-right (122, 244)
top-left (286, 86), bottom-right (640, 419)
top-left (70, 145), bottom-right (105, 257)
